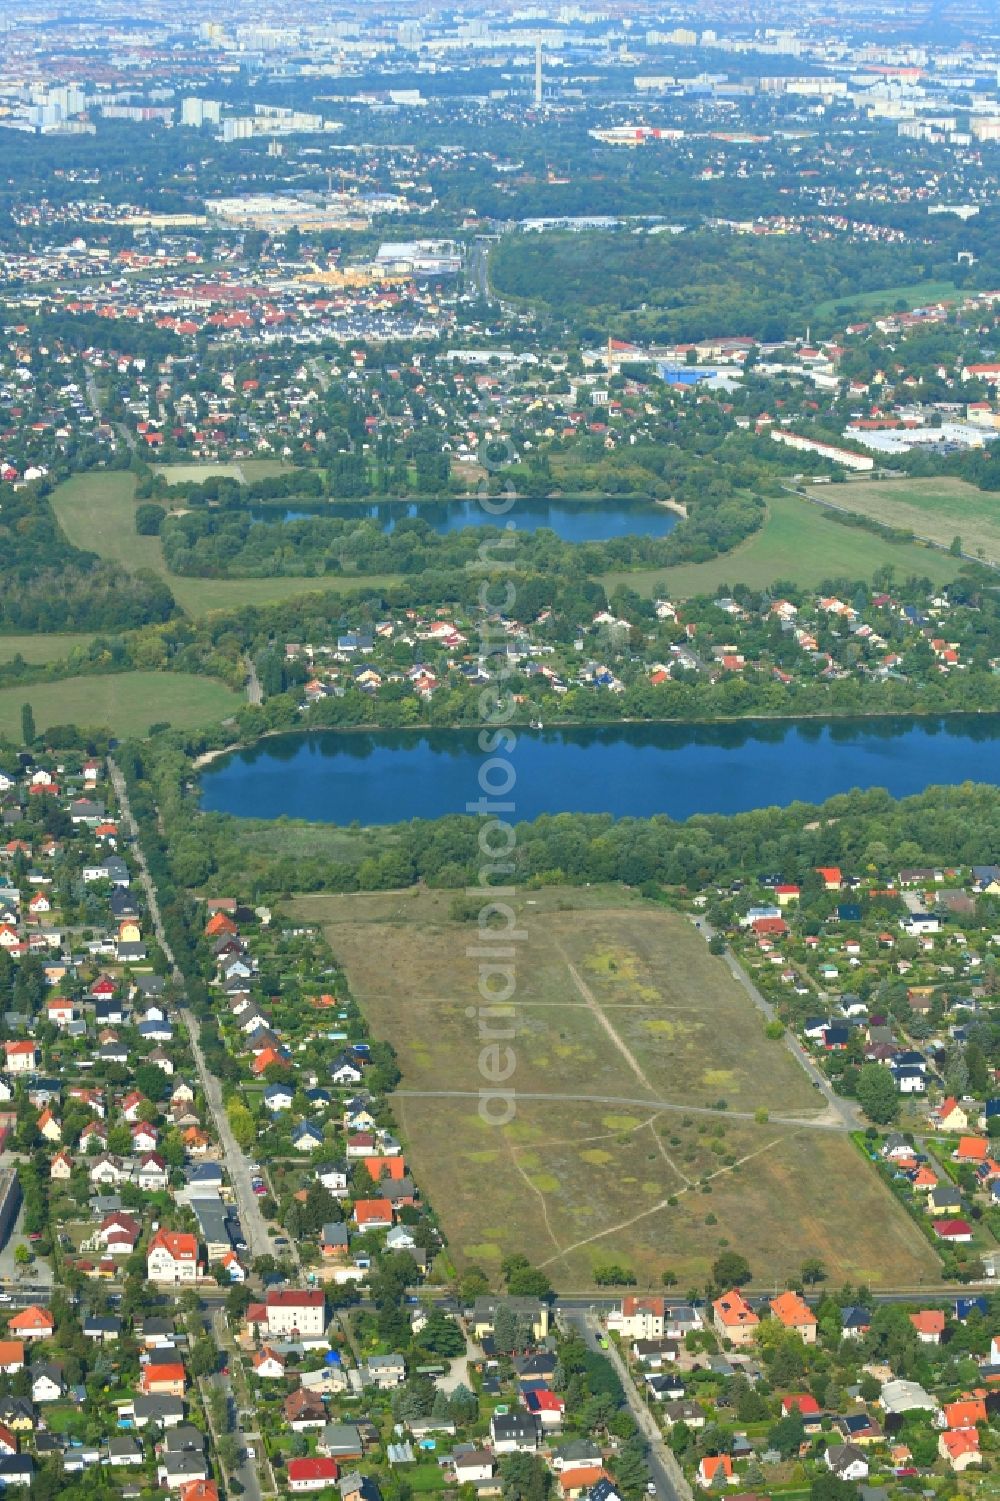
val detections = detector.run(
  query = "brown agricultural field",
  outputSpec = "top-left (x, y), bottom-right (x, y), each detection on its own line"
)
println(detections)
top-left (289, 886), bottom-right (939, 1290)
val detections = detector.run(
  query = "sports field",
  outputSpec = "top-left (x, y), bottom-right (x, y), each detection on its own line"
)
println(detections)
top-left (831, 477), bottom-right (1000, 565)
top-left (601, 491), bottom-right (962, 600)
top-left (5, 672), bottom-right (243, 738)
top-left (50, 473), bottom-right (400, 616)
top-left (291, 886), bottom-right (939, 1289)
top-left (155, 459), bottom-right (291, 485)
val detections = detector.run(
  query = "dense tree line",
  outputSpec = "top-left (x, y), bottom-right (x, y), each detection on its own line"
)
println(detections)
top-left (490, 230), bottom-right (943, 344)
top-left (157, 488), bottom-right (764, 578)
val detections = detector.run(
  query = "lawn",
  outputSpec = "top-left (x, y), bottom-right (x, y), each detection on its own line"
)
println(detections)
top-left (831, 476), bottom-right (1000, 566)
top-left (49, 472), bottom-right (401, 616)
top-left (0, 633), bottom-right (94, 664)
top-left (601, 491), bottom-right (962, 600)
top-left (51, 471), bottom-right (167, 574)
top-left (289, 886), bottom-right (939, 1289)
top-left (813, 279), bottom-right (958, 321)
top-left (6, 672), bottom-right (244, 738)
top-left (155, 459), bottom-right (292, 485)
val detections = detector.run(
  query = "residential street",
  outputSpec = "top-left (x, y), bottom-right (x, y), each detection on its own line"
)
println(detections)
top-left (689, 916), bottom-right (862, 1131)
top-left (108, 758), bottom-right (273, 1261)
top-left (559, 1306), bottom-right (692, 1501)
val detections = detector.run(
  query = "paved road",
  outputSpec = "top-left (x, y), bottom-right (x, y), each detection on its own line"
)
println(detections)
top-left (108, 758), bottom-right (272, 1261)
top-left (207, 1305), bottom-right (275, 1499)
top-left (245, 657), bottom-right (262, 705)
top-left (559, 1306), bottom-right (691, 1501)
top-left (186, 1010), bottom-right (273, 1261)
top-left (690, 916), bottom-right (861, 1131)
top-left (86, 371), bottom-right (137, 454)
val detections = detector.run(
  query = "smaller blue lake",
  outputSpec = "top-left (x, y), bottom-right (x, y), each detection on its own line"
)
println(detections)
top-left (249, 498), bottom-right (679, 543)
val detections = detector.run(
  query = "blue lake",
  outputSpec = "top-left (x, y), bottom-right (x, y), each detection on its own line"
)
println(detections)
top-left (250, 498), bottom-right (679, 542)
top-left (199, 716), bottom-right (1000, 827)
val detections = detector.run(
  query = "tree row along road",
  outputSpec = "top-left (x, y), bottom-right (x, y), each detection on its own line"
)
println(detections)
top-left (108, 758), bottom-right (273, 1262)
top-left (690, 915), bottom-right (862, 1132)
top-left (559, 1306), bottom-right (692, 1501)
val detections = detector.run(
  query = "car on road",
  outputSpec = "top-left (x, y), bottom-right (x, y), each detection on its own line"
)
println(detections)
top-left (0, 1293), bottom-right (11, 1304)
top-left (252, 1183), bottom-right (266, 1196)
top-left (273, 1236), bottom-right (289, 1247)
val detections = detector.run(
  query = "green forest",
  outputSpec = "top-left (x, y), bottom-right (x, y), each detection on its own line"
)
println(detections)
top-left (490, 231), bottom-right (958, 344)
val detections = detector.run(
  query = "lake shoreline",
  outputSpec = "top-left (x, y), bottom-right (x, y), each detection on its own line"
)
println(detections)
top-left (192, 705), bottom-right (1000, 771)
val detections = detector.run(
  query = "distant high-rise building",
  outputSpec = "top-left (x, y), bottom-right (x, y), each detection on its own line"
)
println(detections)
top-left (534, 38), bottom-right (543, 107)
top-left (182, 98), bottom-right (221, 127)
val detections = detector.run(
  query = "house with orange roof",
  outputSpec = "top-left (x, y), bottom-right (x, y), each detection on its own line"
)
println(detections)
top-left (770, 1290), bottom-right (817, 1344)
top-left (141, 1360), bottom-right (185, 1396)
top-left (205, 912), bottom-right (238, 938)
top-left (697, 1455), bottom-right (734, 1488)
top-left (362, 1155), bottom-right (407, 1183)
top-left (942, 1397), bottom-right (987, 1430)
top-left (8, 1306), bottom-right (53, 1341)
top-left (180, 1483), bottom-right (219, 1501)
top-left (910, 1310), bottom-right (946, 1343)
top-left (251, 1047), bottom-right (289, 1076)
top-left (0, 1341), bottom-right (24, 1373)
top-left (559, 1469), bottom-right (607, 1498)
top-left (146, 1229), bottom-right (200, 1284)
top-left (712, 1289), bottom-right (758, 1346)
top-left (353, 1199), bottom-right (393, 1229)
top-left (939, 1427), bottom-right (981, 1471)
top-left (253, 1346), bottom-right (286, 1380)
top-left (912, 1165), bottom-right (938, 1191)
top-left (932, 1097), bottom-right (969, 1132)
top-left (817, 867), bottom-right (843, 890)
top-left (955, 1136), bottom-right (988, 1163)
top-left (3, 1041), bottom-right (38, 1075)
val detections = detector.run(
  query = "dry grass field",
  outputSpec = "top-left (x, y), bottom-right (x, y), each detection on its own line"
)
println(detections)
top-left (290, 886), bottom-right (939, 1290)
top-left (832, 477), bottom-right (1000, 566)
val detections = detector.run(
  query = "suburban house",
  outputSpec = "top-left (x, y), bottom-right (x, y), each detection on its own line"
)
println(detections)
top-left (7, 1307), bottom-right (54, 1342)
top-left (250, 1289), bottom-right (326, 1341)
top-left (472, 1298), bottom-right (550, 1343)
top-left (608, 1297), bottom-right (665, 1340)
top-left (712, 1289), bottom-right (758, 1346)
top-left (770, 1290), bottom-right (817, 1344)
top-left (146, 1230), bottom-right (201, 1284)
top-left (491, 1411), bottom-right (540, 1453)
top-left (288, 1457), bottom-right (341, 1492)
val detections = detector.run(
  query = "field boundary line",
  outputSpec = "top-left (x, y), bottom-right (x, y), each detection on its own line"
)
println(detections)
top-left (538, 1129), bottom-right (798, 1267)
top-left (394, 1087), bottom-right (835, 1129)
top-left (555, 939), bottom-right (658, 1095)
